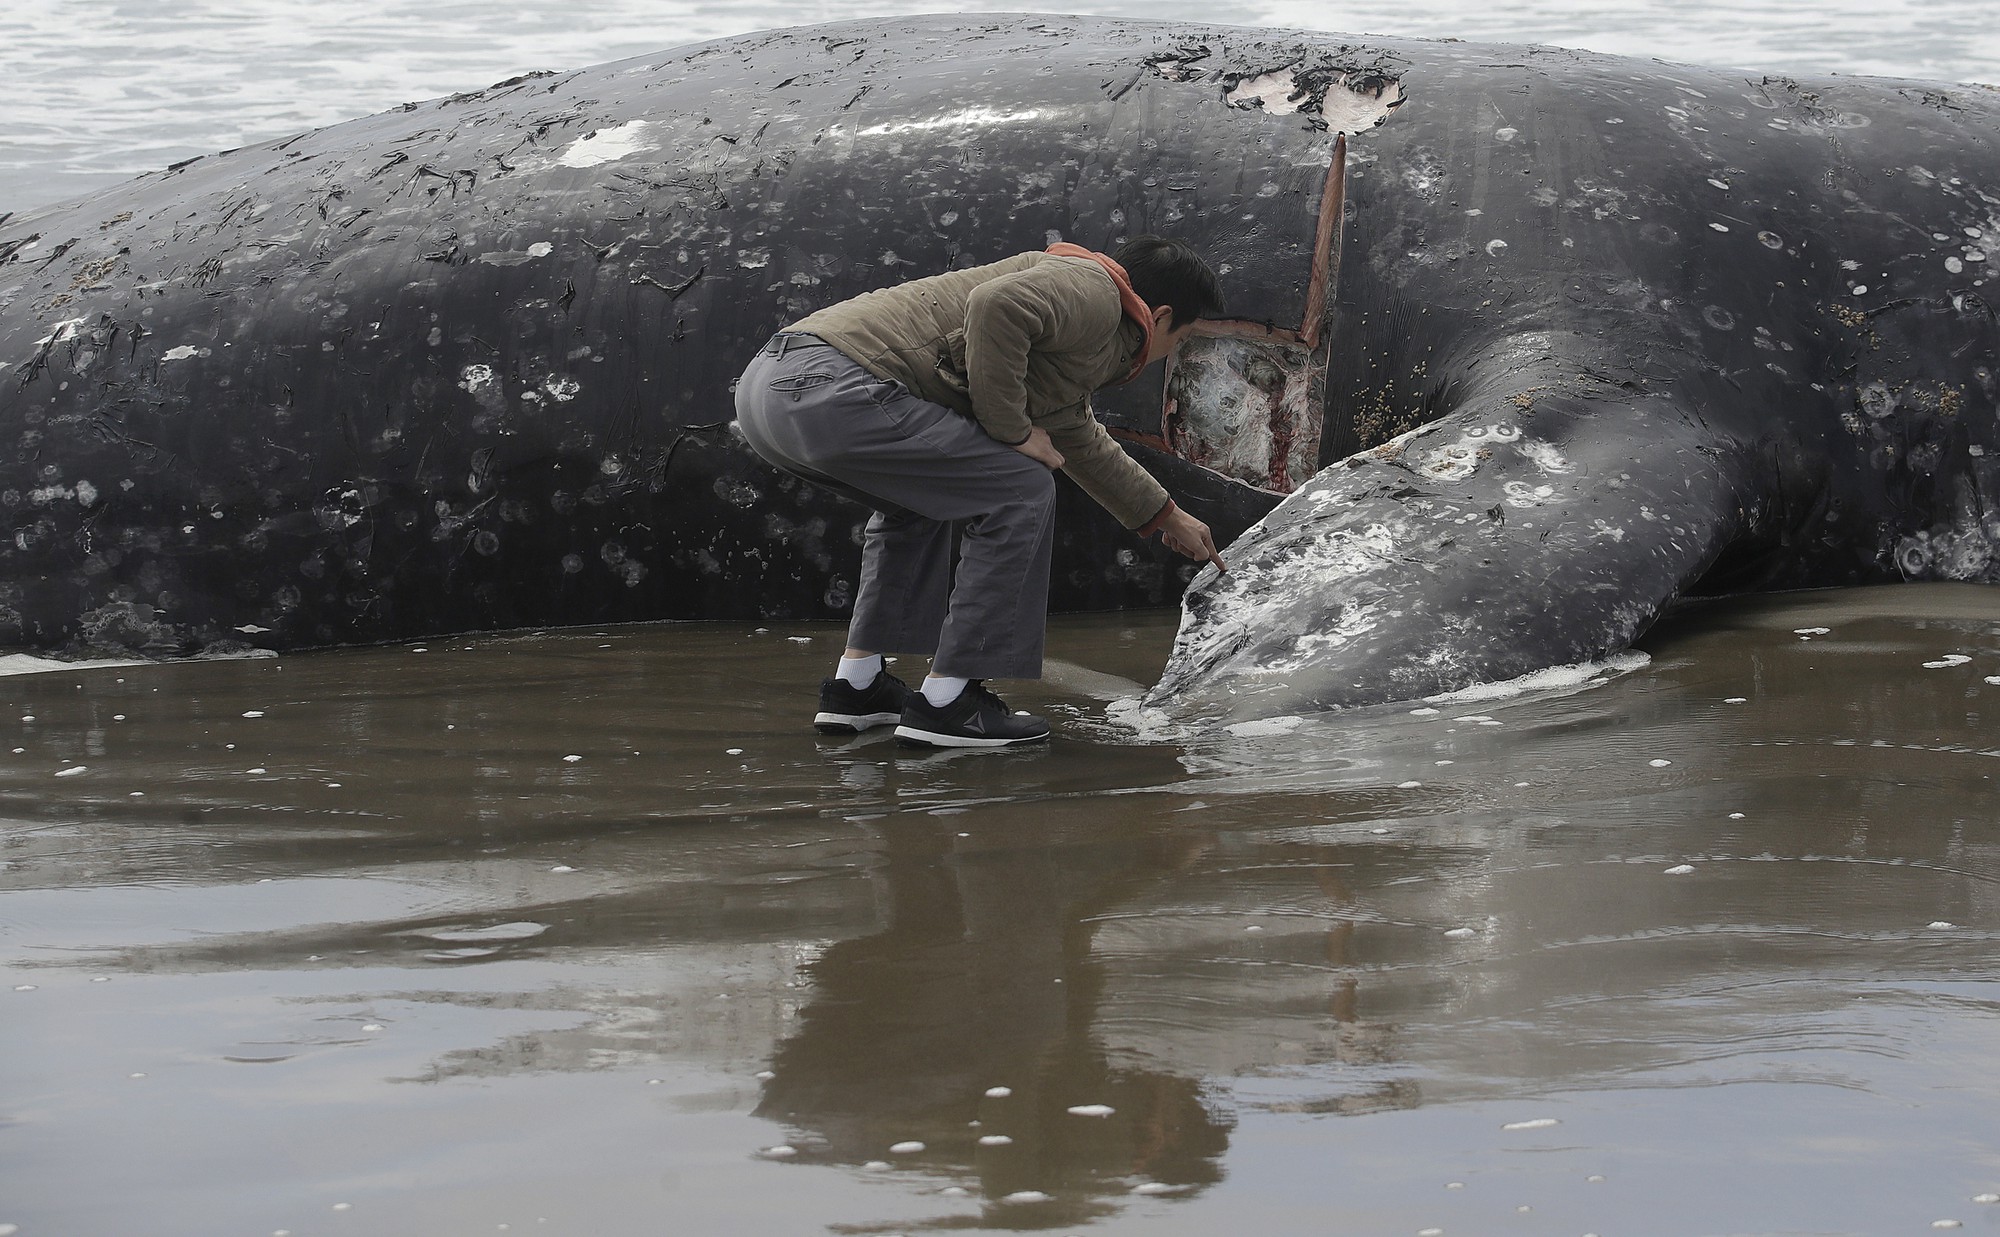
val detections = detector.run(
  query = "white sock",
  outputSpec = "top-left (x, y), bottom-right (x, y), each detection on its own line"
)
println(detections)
top-left (922, 675), bottom-right (969, 708)
top-left (836, 654), bottom-right (881, 688)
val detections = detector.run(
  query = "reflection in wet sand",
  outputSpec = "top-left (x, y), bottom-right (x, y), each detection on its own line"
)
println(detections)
top-left (755, 816), bottom-right (1232, 1229)
top-left (2, 588), bottom-right (1998, 1234)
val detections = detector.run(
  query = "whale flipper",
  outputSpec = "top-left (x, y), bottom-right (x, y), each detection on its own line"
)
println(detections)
top-left (1146, 362), bottom-right (1795, 717)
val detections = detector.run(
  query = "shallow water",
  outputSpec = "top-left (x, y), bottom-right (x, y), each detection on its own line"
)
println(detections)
top-left (3, 584), bottom-right (1997, 1234)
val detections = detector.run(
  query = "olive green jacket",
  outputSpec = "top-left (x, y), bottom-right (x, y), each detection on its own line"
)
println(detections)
top-left (788, 252), bottom-right (1171, 530)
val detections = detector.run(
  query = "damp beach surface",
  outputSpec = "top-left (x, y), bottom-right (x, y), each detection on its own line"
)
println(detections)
top-left (2, 584), bottom-right (1998, 1235)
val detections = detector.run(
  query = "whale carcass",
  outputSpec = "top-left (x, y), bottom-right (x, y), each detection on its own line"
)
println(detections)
top-left (2, 17), bottom-right (1995, 703)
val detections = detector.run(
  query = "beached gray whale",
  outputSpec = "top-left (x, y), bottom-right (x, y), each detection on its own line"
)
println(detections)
top-left (1, 15), bottom-right (1995, 693)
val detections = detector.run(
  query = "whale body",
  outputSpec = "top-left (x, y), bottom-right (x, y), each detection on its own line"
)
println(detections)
top-left (2, 16), bottom-right (1994, 692)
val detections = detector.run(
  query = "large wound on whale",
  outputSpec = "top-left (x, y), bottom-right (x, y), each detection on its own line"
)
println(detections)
top-left (1166, 337), bottom-right (1322, 492)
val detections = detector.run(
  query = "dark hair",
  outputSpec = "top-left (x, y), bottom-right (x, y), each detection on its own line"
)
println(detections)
top-left (1114, 235), bottom-right (1224, 329)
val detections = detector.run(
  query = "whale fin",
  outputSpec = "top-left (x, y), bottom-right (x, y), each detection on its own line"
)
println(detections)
top-left (1147, 375), bottom-right (1776, 717)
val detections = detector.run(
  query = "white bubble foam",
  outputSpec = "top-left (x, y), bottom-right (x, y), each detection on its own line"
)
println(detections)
top-left (1398, 781), bottom-right (1422, 789)
top-left (1225, 715), bottom-right (1305, 738)
top-left (985, 1086), bottom-right (1012, 1098)
top-left (978, 1134), bottom-right (1013, 1146)
top-left (759, 1145), bottom-right (798, 1159)
top-left (54, 765), bottom-right (86, 777)
top-left (0, 655), bottom-right (145, 679)
top-left (726, 748), bottom-right (744, 756)
top-left (889, 1141), bottom-right (925, 1153)
top-left (1067, 1104), bottom-right (1115, 1117)
top-left (1724, 697), bottom-right (1748, 704)
top-left (1665, 864), bottom-right (1696, 875)
top-left (1929, 921), bottom-right (1957, 930)
top-left (1924, 655), bottom-right (1972, 669)
top-left (1794, 627), bottom-right (1830, 636)
top-left (1001, 1191), bottom-right (1053, 1204)
top-left (425, 947), bottom-right (501, 960)
top-left (1444, 927), bottom-right (1477, 939)
top-left (563, 754), bottom-right (582, 762)
top-left (423, 922), bottom-right (547, 943)
top-left (1502, 1117), bottom-right (1560, 1131)
top-left (1650, 759), bottom-right (1672, 767)
top-left (1426, 652), bottom-right (1649, 705)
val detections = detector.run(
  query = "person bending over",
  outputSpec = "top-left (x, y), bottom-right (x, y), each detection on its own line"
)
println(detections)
top-left (734, 236), bottom-right (1224, 748)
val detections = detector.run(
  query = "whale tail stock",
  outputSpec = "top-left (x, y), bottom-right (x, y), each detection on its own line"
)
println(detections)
top-left (1144, 352), bottom-right (1797, 719)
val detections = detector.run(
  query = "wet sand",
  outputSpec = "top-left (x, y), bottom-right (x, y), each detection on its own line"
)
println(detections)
top-left (2, 584), bottom-right (1998, 1235)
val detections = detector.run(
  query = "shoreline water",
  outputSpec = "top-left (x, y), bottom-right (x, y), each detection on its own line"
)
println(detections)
top-left (3, 589), bottom-right (1997, 1233)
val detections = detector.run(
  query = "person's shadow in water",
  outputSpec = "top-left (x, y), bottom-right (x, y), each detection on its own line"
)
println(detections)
top-left (754, 809), bottom-right (1233, 1229)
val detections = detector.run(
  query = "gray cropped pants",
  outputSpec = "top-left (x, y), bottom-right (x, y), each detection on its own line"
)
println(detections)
top-left (734, 333), bottom-right (1055, 680)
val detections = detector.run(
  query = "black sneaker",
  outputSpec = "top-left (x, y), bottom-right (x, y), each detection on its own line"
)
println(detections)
top-left (814, 671), bottom-right (911, 733)
top-left (894, 681), bottom-right (1051, 748)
